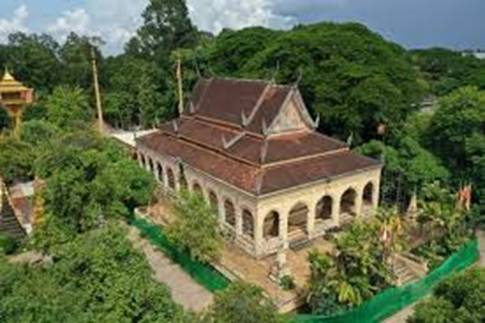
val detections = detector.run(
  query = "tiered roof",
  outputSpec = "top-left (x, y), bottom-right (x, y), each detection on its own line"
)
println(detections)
top-left (137, 78), bottom-right (381, 196)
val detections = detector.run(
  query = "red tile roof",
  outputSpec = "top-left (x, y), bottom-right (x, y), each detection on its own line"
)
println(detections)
top-left (137, 78), bottom-right (382, 195)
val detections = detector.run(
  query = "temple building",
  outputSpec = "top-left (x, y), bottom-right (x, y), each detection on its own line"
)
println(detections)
top-left (136, 78), bottom-right (382, 258)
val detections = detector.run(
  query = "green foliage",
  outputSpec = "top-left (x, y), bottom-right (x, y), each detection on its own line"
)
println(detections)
top-left (167, 189), bottom-right (223, 263)
top-left (408, 267), bottom-right (485, 323)
top-left (204, 282), bottom-right (287, 323)
top-left (45, 86), bottom-right (93, 129)
top-left (413, 183), bottom-right (472, 268)
top-left (427, 86), bottom-right (485, 205)
top-left (0, 136), bottom-right (35, 185)
top-left (104, 56), bottom-right (166, 128)
top-left (0, 108), bottom-right (9, 131)
top-left (279, 275), bottom-right (295, 291)
top-left (412, 48), bottom-right (485, 95)
top-left (0, 234), bottom-right (18, 255)
top-left (308, 218), bottom-right (398, 314)
top-left (128, 0), bottom-right (198, 60)
top-left (0, 224), bottom-right (190, 322)
top-left (356, 138), bottom-right (449, 205)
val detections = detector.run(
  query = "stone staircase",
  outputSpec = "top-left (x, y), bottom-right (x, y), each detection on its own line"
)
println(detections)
top-left (390, 253), bottom-right (428, 286)
top-left (289, 229), bottom-right (311, 251)
top-left (0, 186), bottom-right (26, 240)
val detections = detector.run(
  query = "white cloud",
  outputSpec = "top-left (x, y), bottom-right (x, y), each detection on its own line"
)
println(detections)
top-left (48, 8), bottom-right (95, 42)
top-left (187, 0), bottom-right (296, 34)
top-left (0, 4), bottom-right (29, 43)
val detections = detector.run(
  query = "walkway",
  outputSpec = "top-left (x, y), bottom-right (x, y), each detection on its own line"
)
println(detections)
top-left (479, 229), bottom-right (485, 268)
top-left (127, 226), bottom-right (213, 312)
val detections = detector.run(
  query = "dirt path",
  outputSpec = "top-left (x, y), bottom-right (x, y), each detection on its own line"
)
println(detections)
top-left (127, 226), bottom-right (213, 312)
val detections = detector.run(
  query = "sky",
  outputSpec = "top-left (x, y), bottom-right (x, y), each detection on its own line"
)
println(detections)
top-left (0, 0), bottom-right (484, 55)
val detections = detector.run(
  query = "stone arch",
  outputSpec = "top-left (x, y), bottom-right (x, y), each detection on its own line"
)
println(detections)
top-left (288, 202), bottom-right (309, 234)
top-left (242, 209), bottom-right (254, 239)
top-left (224, 199), bottom-right (236, 227)
top-left (208, 190), bottom-right (218, 212)
top-left (192, 181), bottom-right (203, 196)
top-left (156, 162), bottom-right (164, 183)
top-left (316, 195), bottom-right (333, 220)
top-left (340, 188), bottom-right (357, 216)
top-left (167, 167), bottom-right (176, 190)
top-left (263, 210), bottom-right (280, 239)
top-left (363, 182), bottom-right (374, 206)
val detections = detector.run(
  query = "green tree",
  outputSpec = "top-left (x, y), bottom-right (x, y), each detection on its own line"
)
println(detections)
top-left (408, 267), bottom-right (485, 323)
top-left (167, 189), bottom-right (223, 263)
top-left (204, 282), bottom-right (287, 323)
top-left (0, 136), bottom-right (34, 184)
top-left (1, 224), bottom-right (190, 322)
top-left (356, 138), bottom-right (449, 205)
top-left (129, 0), bottom-right (198, 60)
top-left (45, 86), bottom-right (92, 129)
top-left (427, 86), bottom-right (485, 204)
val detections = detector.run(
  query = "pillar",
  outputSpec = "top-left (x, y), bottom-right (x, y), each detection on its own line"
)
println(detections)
top-left (373, 179), bottom-right (380, 209)
top-left (254, 212), bottom-right (264, 256)
top-left (279, 212), bottom-right (288, 243)
top-left (355, 188), bottom-right (363, 217)
top-left (307, 203), bottom-right (316, 239)
top-left (332, 194), bottom-right (340, 225)
top-left (235, 207), bottom-right (243, 237)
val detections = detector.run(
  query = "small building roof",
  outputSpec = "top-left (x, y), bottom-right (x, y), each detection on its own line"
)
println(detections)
top-left (0, 70), bottom-right (29, 93)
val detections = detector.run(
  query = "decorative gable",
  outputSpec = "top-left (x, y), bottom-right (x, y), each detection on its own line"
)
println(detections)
top-left (268, 92), bottom-right (313, 135)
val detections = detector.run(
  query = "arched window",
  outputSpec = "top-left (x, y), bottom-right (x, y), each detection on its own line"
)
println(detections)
top-left (340, 188), bottom-right (357, 216)
top-left (224, 199), bottom-right (236, 227)
top-left (209, 190), bottom-right (218, 212)
top-left (156, 163), bottom-right (164, 183)
top-left (288, 202), bottom-right (309, 233)
top-left (167, 168), bottom-right (176, 190)
top-left (193, 182), bottom-right (203, 196)
top-left (242, 209), bottom-right (254, 239)
top-left (263, 211), bottom-right (280, 238)
top-left (316, 196), bottom-right (333, 220)
top-left (363, 182), bottom-right (374, 206)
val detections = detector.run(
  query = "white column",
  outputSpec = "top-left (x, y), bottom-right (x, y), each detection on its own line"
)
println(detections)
top-left (307, 203), bottom-right (316, 239)
top-left (279, 212), bottom-right (288, 243)
top-left (355, 188), bottom-right (363, 217)
top-left (373, 179), bottom-right (381, 209)
top-left (332, 194), bottom-right (340, 225)
top-left (254, 212), bottom-right (264, 256)
top-left (235, 207), bottom-right (243, 237)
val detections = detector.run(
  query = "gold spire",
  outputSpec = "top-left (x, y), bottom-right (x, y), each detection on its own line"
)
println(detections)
top-left (0, 69), bottom-right (29, 92)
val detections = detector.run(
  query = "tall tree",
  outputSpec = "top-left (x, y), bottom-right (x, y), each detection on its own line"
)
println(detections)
top-left (128, 0), bottom-right (198, 61)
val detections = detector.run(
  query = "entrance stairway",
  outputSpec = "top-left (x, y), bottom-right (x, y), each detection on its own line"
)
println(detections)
top-left (288, 228), bottom-right (311, 251)
top-left (390, 253), bottom-right (428, 286)
top-left (0, 187), bottom-right (26, 239)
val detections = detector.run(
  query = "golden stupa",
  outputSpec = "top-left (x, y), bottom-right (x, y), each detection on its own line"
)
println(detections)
top-left (0, 69), bottom-right (34, 137)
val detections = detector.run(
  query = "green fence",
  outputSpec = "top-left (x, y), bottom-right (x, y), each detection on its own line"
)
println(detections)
top-left (295, 239), bottom-right (479, 323)
top-left (131, 216), bottom-right (478, 322)
top-left (130, 216), bottom-right (230, 292)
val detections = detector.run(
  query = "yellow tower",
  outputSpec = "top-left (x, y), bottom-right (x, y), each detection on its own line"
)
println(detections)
top-left (0, 69), bottom-right (34, 137)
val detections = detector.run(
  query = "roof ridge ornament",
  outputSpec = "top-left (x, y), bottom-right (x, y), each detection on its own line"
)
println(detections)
top-left (260, 139), bottom-right (269, 164)
top-left (262, 118), bottom-right (269, 136)
top-left (241, 110), bottom-right (249, 127)
top-left (312, 114), bottom-right (320, 129)
top-left (222, 131), bottom-right (246, 150)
